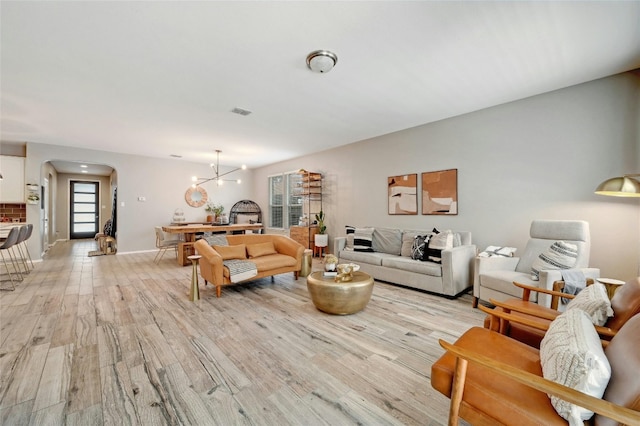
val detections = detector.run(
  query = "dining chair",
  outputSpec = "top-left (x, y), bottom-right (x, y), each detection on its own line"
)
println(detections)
top-left (154, 226), bottom-right (180, 263)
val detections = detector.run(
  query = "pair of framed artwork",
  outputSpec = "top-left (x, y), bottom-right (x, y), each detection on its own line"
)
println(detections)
top-left (388, 168), bottom-right (457, 215)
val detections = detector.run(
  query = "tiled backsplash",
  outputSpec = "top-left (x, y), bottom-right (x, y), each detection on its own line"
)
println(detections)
top-left (0, 203), bottom-right (27, 223)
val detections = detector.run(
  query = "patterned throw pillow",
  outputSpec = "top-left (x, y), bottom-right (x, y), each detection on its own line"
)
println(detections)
top-left (345, 225), bottom-right (355, 251)
top-left (540, 310), bottom-right (611, 425)
top-left (352, 227), bottom-right (374, 252)
top-left (425, 229), bottom-right (454, 263)
top-left (565, 283), bottom-right (613, 326)
top-left (410, 235), bottom-right (430, 260)
top-left (531, 241), bottom-right (578, 281)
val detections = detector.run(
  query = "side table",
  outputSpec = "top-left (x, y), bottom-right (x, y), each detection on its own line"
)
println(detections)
top-left (597, 278), bottom-right (625, 300)
top-left (187, 255), bottom-right (202, 301)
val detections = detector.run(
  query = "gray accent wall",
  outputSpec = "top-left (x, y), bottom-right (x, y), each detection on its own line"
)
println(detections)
top-left (251, 72), bottom-right (640, 280)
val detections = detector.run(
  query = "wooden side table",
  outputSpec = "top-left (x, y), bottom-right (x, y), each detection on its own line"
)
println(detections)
top-left (597, 278), bottom-right (625, 300)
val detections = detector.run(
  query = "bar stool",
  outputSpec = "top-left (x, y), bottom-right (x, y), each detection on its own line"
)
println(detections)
top-left (0, 227), bottom-right (22, 290)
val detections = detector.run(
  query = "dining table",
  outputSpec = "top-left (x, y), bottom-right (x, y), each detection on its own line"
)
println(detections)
top-left (162, 222), bottom-right (264, 265)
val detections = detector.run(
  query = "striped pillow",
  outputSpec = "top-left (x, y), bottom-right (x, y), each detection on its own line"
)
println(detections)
top-left (350, 227), bottom-right (374, 252)
top-left (531, 241), bottom-right (578, 281)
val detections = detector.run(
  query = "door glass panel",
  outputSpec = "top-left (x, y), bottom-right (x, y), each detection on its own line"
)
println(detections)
top-left (73, 223), bottom-right (96, 233)
top-left (74, 204), bottom-right (95, 213)
top-left (74, 193), bottom-right (95, 203)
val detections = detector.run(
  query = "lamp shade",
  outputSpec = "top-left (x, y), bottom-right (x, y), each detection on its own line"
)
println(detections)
top-left (594, 175), bottom-right (640, 197)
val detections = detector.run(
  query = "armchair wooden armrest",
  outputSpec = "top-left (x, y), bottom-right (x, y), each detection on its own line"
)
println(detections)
top-left (439, 338), bottom-right (640, 426)
top-left (513, 278), bottom-right (594, 310)
top-left (479, 304), bottom-right (616, 341)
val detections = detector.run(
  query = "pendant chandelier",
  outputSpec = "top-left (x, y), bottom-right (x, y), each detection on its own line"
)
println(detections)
top-left (191, 150), bottom-right (246, 187)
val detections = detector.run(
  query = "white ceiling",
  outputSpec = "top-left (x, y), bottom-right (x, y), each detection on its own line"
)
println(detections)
top-left (2, 1), bottom-right (640, 170)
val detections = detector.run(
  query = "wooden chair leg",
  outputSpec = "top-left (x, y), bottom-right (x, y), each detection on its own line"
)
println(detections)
top-left (449, 356), bottom-right (468, 426)
top-left (216, 286), bottom-right (221, 298)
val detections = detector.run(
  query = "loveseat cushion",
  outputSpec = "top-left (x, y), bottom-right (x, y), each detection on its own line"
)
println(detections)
top-left (247, 242), bottom-right (277, 258)
top-left (382, 256), bottom-right (442, 277)
top-left (246, 254), bottom-right (297, 274)
top-left (339, 250), bottom-right (394, 266)
top-left (214, 244), bottom-right (247, 260)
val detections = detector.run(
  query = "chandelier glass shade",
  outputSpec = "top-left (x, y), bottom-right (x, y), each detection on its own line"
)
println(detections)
top-left (191, 150), bottom-right (246, 187)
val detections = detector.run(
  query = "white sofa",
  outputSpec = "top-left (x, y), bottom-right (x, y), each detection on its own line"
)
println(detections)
top-left (334, 227), bottom-right (476, 298)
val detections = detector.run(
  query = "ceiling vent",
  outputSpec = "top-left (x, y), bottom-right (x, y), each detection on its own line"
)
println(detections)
top-left (231, 107), bottom-right (252, 116)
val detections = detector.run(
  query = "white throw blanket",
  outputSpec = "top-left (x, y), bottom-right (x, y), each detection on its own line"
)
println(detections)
top-left (223, 259), bottom-right (258, 283)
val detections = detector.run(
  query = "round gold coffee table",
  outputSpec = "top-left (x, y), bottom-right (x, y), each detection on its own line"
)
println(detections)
top-left (306, 271), bottom-right (374, 315)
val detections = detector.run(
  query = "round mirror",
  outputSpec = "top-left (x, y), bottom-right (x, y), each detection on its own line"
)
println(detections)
top-left (185, 186), bottom-right (208, 207)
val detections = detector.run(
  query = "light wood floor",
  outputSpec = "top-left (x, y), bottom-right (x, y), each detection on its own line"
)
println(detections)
top-left (0, 240), bottom-right (484, 425)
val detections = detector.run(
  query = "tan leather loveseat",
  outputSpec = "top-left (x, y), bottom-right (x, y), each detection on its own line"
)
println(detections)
top-left (194, 234), bottom-right (304, 297)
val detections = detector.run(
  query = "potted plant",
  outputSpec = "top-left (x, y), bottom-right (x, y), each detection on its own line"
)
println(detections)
top-left (205, 202), bottom-right (225, 223)
top-left (314, 210), bottom-right (329, 247)
top-left (323, 253), bottom-right (338, 272)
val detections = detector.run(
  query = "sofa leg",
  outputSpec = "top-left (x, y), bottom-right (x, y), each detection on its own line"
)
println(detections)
top-left (294, 271), bottom-right (299, 280)
top-left (216, 286), bottom-right (221, 298)
top-left (472, 296), bottom-right (479, 308)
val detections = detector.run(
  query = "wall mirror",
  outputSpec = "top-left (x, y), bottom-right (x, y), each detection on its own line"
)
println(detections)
top-left (185, 186), bottom-right (208, 207)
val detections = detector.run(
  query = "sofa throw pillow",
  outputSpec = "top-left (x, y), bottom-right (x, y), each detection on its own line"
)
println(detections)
top-left (344, 225), bottom-right (355, 251)
top-left (531, 241), bottom-right (578, 281)
top-left (540, 309), bottom-right (611, 425)
top-left (206, 234), bottom-right (228, 246)
top-left (214, 244), bottom-right (247, 260)
top-left (410, 235), bottom-right (430, 260)
top-left (372, 228), bottom-right (402, 255)
top-left (401, 232), bottom-right (419, 257)
top-left (426, 230), bottom-right (454, 263)
top-left (246, 242), bottom-right (277, 258)
top-left (352, 227), bottom-right (374, 252)
top-left (565, 283), bottom-right (613, 326)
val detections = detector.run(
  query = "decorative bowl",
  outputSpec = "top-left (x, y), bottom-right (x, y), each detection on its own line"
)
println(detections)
top-left (337, 263), bottom-right (360, 272)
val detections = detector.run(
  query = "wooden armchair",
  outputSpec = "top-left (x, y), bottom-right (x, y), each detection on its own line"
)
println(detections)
top-left (431, 313), bottom-right (640, 426)
top-left (482, 277), bottom-right (640, 348)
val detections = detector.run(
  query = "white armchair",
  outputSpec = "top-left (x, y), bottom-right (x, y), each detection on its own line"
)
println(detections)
top-left (473, 220), bottom-right (600, 308)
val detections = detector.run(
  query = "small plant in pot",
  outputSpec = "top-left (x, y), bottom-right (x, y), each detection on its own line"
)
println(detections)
top-left (314, 210), bottom-right (329, 247)
top-left (323, 253), bottom-right (338, 272)
top-left (205, 202), bottom-right (225, 223)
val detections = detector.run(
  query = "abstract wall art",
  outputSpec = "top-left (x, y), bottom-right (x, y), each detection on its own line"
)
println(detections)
top-left (422, 169), bottom-right (458, 215)
top-left (388, 174), bottom-right (417, 215)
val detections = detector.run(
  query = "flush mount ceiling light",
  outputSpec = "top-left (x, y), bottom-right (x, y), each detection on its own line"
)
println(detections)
top-left (306, 50), bottom-right (338, 73)
top-left (191, 150), bottom-right (246, 187)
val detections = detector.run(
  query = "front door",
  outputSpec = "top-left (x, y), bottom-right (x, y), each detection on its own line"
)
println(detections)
top-left (70, 180), bottom-right (99, 239)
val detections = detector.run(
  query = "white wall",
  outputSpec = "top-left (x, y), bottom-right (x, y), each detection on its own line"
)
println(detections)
top-left (25, 145), bottom-right (254, 257)
top-left (251, 72), bottom-right (640, 281)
